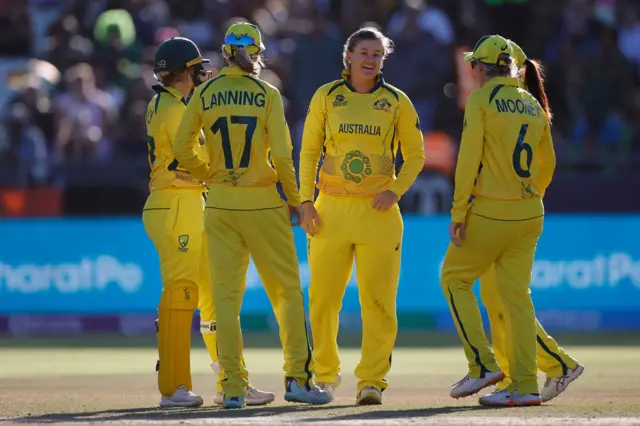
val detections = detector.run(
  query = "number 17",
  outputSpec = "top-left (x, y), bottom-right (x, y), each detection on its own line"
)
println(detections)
top-left (211, 115), bottom-right (257, 169)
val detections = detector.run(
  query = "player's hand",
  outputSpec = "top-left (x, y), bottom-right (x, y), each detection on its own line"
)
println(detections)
top-left (197, 68), bottom-right (218, 85)
top-left (372, 190), bottom-right (399, 211)
top-left (204, 68), bottom-right (219, 80)
top-left (300, 202), bottom-right (321, 236)
top-left (449, 221), bottom-right (466, 247)
top-left (289, 204), bottom-right (302, 226)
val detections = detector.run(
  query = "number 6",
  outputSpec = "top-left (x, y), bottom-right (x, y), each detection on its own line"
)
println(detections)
top-left (512, 123), bottom-right (532, 178)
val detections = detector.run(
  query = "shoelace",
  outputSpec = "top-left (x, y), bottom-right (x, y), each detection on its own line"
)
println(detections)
top-left (303, 384), bottom-right (328, 396)
top-left (317, 382), bottom-right (333, 391)
top-left (554, 376), bottom-right (569, 391)
top-left (544, 375), bottom-right (569, 391)
top-left (452, 375), bottom-right (471, 388)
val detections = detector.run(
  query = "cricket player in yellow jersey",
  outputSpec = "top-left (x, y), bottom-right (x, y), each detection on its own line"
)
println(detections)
top-left (299, 27), bottom-right (425, 405)
top-left (143, 36), bottom-right (273, 408)
top-left (173, 22), bottom-right (332, 409)
top-left (440, 34), bottom-right (556, 407)
top-left (478, 39), bottom-right (584, 402)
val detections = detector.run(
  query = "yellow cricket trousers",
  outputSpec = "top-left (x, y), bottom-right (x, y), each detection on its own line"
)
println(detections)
top-left (308, 193), bottom-right (403, 393)
top-left (204, 200), bottom-right (313, 398)
top-left (480, 263), bottom-right (579, 387)
top-left (143, 188), bottom-right (212, 396)
top-left (441, 213), bottom-right (543, 395)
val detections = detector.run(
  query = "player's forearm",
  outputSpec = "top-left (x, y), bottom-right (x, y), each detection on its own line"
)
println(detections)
top-left (389, 151), bottom-right (425, 198)
top-left (173, 138), bottom-right (210, 182)
top-left (538, 142), bottom-right (556, 191)
top-left (451, 188), bottom-right (473, 223)
top-left (451, 162), bottom-right (477, 222)
top-left (272, 155), bottom-right (301, 206)
top-left (450, 147), bottom-right (482, 223)
top-left (299, 147), bottom-right (321, 202)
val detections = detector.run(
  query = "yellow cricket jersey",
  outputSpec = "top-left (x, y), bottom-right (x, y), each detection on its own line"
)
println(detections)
top-left (173, 66), bottom-right (300, 210)
top-left (300, 71), bottom-right (425, 201)
top-left (145, 85), bottom-right (208, 192)
top-left (452, 76), bottom-right (556, 223)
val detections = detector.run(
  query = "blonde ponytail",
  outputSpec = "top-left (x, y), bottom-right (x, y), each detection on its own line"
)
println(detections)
top-left (222, 45), bottom-right (264, 76)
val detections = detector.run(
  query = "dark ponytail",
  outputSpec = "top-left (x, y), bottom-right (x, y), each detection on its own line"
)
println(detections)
top-left (523, 58), bottom-right (552, 123)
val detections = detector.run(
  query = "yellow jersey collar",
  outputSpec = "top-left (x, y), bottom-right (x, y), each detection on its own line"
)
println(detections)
top-left (486, 76), bottom-right (519, 88)
top-left (341, 69), bottom-right (385, 93)
top-left (220, 66), bottom-right (251, 76)
top-left (152, 84), bottom-right (187, 105)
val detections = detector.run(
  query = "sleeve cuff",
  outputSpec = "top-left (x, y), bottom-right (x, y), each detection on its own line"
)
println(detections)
top-left (451, 211), bottom-right (467, 223)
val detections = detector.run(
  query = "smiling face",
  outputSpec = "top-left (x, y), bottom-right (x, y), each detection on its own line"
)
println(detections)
top-left (346, 38), bottom-right (385, 80)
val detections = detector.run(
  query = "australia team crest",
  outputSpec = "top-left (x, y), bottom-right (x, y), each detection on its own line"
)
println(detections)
top-left (373, 98), bottom-right (391, 112)
top-left (178, 235), bottom-right (189, 252)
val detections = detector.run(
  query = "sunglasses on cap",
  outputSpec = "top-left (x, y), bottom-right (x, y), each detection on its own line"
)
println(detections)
top-left (224, 33), bottom-right (257, 47)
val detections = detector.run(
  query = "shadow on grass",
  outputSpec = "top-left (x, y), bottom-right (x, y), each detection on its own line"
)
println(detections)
top-left (300, 404), bottom-right (520, 422)
top-left (3, 404), bottom-right (353, 423)
top-left (2, 332), bottom-right (640, 349)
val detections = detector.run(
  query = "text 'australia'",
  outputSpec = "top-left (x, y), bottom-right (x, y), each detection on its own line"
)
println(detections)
top-left (338, 123), bottom-right (381, 136)
top-left (202, 91), bottom-right (266, 111)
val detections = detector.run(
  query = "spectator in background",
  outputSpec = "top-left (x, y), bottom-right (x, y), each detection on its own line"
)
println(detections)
top-left (618, 1), bottom-right (640, 73)
top-left (568, 25), bottom-right (631, 158)
top-left (127, 0), bottom-right (170, 47)
top-left (54, 63), bottom-right (117, 163)
top-left (114, 67), bottom-right (152, 159)
top-left (93, 8), bottom-right (141, 96)
top-left (2, 102), bottom-right (50, 186)
top-left (0, 1), bottom-right (33, 57)
top-left (176, 0), bottom-right (216, 48)
top-left (13, 81), bottom-right (56, 147)
top-left (287, 9), bottom-right (343, 144)
top-left (387, 0), bottom-right (454, 46)
top-left (44, 11), bottom-right (94, 72)
top-left (384, 0), bottom-right (451, 133)
top-left (483, 0), bottom-right (532, 42)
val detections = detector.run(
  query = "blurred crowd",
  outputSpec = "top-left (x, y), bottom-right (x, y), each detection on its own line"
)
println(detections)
top-left (0, 0), bottom-right (639, 213)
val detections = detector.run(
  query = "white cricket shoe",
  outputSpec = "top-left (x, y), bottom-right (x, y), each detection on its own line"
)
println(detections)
top-left (214, 385), bottom-right (275, 406)
top-left (479, 389), bottom-right (541, 406)
top-left (357, 386), bottom-right (382, 405)
top-left (159, 386), bottom-right (204, 408)
top-left (541, 364), bottom-right (585, 402)
top-left (315, 374), bottom-right (342, 400)
top-left (210, 363), bottom-right (275, 406)
top-left (450, 370), bottom-right (505, 398)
